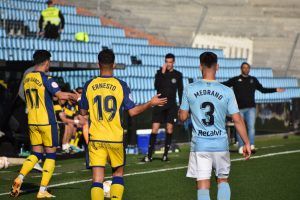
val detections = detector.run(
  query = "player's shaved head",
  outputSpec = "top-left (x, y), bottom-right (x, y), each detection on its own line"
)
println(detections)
top-left (98, 49), bottom-right (115, 69)
top-left (200, 52), bottom-right (218, 68)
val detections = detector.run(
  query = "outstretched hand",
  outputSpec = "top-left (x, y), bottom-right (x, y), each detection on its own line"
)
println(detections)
top-left (150, 94), bottom-right (167, 107)
top-left (69, 93), bottom-right (79, 103)
top-left (72, 90), bottom-right (81, 100)
top-left (276, 88), bottom-right (285, 92)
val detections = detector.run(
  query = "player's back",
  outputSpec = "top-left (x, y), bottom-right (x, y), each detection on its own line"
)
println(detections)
top-left (81, 76), bottom-right (134, 143)
top-left (23, 71), bottom-right (58, 125)
top-left (182, 80), bottom-right (239, 152)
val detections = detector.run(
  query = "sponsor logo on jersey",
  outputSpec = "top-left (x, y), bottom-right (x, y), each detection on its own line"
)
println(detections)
top-left (198, 129), bottom-right (222, 136)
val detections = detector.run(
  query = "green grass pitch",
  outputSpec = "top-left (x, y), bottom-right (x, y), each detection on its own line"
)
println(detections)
top-left (0, 135), bottom-right (300, 200)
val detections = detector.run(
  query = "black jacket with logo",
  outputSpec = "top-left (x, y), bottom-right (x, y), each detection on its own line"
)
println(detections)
top-left (222, 75), bottom-right (277, 109)
top-left (154, 68), bottom-right (183, 109)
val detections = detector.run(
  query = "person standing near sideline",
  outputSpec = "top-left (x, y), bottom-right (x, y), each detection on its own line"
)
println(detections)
top-left (222, 62), bottom-right (285, 154)
top-left (143, 53), bottom-right (183, 162)
top-left (39, 0), bottom-right (65, 39)
top-left (179, 52), bottom-right (251, 200)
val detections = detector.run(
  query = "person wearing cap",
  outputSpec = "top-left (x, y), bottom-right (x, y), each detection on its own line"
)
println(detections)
top-left (10, 50), bottom-right (77, 198)
top-left (39, 0), bottom-right (65, 39)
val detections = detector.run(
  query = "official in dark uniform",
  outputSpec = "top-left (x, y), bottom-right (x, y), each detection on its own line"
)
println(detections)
top-left (144, 53), bottom-right (183, 162)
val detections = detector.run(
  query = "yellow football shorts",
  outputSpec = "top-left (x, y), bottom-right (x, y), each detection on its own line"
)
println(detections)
top-left (88, 141), bottom-right (125, 168)
top-left (28, 124), bottom-right (59, 147)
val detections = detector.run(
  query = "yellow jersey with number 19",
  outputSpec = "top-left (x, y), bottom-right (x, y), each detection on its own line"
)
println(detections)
top-left (80, 76), bottom-right (135, 143)
top-left (23, 71), bottom-right (61, 125)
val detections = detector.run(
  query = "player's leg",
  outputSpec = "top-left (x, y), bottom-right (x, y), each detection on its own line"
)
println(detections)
top-left (146, 122), bottom-right (160, 160)
top-left (162, 106), bottom-right (178, 161)
top-left (186, 152), bottom-right (212, 200)
top-left (144, 108), bottom-right (166, 161)
top-left (214, 152), bottom-right (231, 200)
top-left (111, 167), bottom-right (125, 200)
top-left (37, 124), bottom-right (59, 198)
top-left (247, 108), bottom-right (256, 150)
top-left (197, 180), bottom-right (211, 200)
top-left (11, 126), bottom-right (44, 197)
top-left (91, 167), bottom-right (105, 200)
top-left (62, 123), bottom-right (70, 152)
top-left (109, 142), bottom-right (126, 199)
top-left (162, 122), bottom-right (173, 161)
top-left (89, 141), bottom-right (107, 200)
top-left (217, 178), bottom-right (230, 200)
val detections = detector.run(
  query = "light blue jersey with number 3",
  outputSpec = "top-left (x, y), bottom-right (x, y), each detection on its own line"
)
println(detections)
top-left (180, 80), bottom-right (239, 152)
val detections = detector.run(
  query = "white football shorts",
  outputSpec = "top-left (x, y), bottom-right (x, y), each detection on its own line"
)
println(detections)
top-left (186, 151), bottom-right (230, 180)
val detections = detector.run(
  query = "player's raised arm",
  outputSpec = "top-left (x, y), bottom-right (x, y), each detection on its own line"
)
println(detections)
top-left (128, 94), bottom-right (167, 117)
top-left (55, 91), bottom-right (77, 101)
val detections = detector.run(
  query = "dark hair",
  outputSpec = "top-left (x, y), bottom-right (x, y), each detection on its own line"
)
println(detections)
top-left (33, 50), bottom-right (51, 65)
top-left (199, 52), bottom-right (218, 68)
top-left (76, 87), bottom-right (83, 92)
top-left (240, 62), bottom-right (250, 69)
top-left (165, 53), bottom-right (175, 61)
top-left (46, 0), bottom-right (53, 5)
top-left (98, 49), bottom-right (115, 66)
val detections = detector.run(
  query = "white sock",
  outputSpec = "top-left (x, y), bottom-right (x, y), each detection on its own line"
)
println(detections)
top-left (62, 143), bottom-right (69, 150)
top-left (17, 174), bottom-right (24, 181)
top-left (39, 186), bottom-right (47, 192)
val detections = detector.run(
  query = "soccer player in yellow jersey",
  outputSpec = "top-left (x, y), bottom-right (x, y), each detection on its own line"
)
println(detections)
top-left (79, 49), bottom-right (167, 200)
top-left (10, 50), bottom-right (77, 198)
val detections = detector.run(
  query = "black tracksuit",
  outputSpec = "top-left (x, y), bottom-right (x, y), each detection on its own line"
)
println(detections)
top-left (222, 75), bottom-right (277, 109)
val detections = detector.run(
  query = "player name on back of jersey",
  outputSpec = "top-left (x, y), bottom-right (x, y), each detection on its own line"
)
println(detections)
top-left (24, 76), bottom-right (43, 87)
top-left (91, 82), bottom-right (116, 91)
top-left (194, 89), bottom-right (223, 100)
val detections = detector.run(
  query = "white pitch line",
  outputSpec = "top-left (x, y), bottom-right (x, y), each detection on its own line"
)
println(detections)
top-left (0, 149), bottom-right (299, 197)
top-left (259, 145), bottom-right (284, 149)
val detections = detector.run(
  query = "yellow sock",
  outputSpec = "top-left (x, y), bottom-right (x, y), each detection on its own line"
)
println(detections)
top-left (91, 182), bottom-right (104, 200)
top-left (19, 154), bottom-right (40, 176)
top-left (69, 138), bottom-right (75, 146)
top-left (111, 177), bottom-right (124, 200)
top-left (40, 154), bottom-right (56, 187)
top-left (74, 131), bottom-right (82, 146)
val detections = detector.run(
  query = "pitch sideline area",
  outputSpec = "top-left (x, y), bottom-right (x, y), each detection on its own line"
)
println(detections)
top-left (0, 135), bottom-right (300, 199)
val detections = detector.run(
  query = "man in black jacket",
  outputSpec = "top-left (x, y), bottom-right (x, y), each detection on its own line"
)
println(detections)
top-left (222, 62), bottom-right (285, 154)
top-left (143, 53), bottom-right (183, 162)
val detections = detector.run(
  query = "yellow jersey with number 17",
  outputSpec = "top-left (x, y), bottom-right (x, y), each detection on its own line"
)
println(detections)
top-left (23, 71), bottom-right (61, 125)
top-left (80, 76), bottom-right (136, 143)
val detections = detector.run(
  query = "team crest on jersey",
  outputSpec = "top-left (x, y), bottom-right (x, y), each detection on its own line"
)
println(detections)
top-left (238, 79), bottom-right (242, 82)
top-left (250, 79), bottom-right (254, 83)
top-left (51, 82), bottom-right (59, 88)
top-left (171, 78), bottom-right (177, 84)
